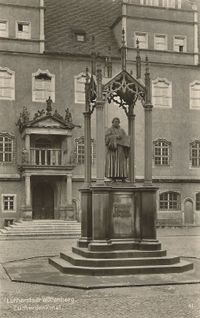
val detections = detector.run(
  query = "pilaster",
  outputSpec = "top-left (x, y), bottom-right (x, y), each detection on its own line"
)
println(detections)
top-left (23, 173), bottom-right (32, 220)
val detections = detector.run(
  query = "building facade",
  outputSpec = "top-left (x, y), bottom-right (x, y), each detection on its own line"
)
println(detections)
top-left (0, 0), bottom-right (200, 227)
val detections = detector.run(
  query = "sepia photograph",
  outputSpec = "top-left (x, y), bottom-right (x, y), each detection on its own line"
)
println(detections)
top-left (0, 0), bottom-right (200, 317)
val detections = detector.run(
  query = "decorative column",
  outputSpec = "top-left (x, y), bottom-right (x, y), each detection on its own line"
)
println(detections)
top-left (23, 173), bottom-right (32, 220)
top-left (65, 173), bottom-right (74, 220)
top-left (128, 109), bottom-right (136, 184)
top-left (24, 133), bottom-right (30, 162)
top-left (90, 65), bottom-right (109, 245)
top-left (78, 68), bottom-right (93, 247)
top-left (95, 66), bottom-right (105, 185)
top-left (67, 174), bottom-right (72, 205)
top-left (144, 57), bottom-right (153, 186)
top-left (84, 67), bottom-right (92, 186)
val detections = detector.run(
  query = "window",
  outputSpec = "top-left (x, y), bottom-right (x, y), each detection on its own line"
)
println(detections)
top-left (159, 192), bottom-right (180, 210)
top-left (174, 36), bottom-right (186, 52)
top-left (75, 137), bottom-right (96, 165)
top-left (190, 81), bottom-right (200, 110)
top-left (134, 32), bottom-right (148, 49)
top-left (153, 139), bottom-right (171, 166)
top-left (32, 69), bottom-right (55, 103)
top-left (144, 0), bottom-right (159, 5)
top-left (152, 78), bottom-right (172, 108)
top-left (190, 141), bottom-right (200, 167)
top-left (75, 33), bottom-right (86, 42)
top-left (2, 194), bottom-right (16, 212)
top-left (0, 134), bottom-right (14, 163)
top-left (140, 0), bottom-right (181, 7)
top-left (162, 0), bottom-right (176, 8)
top-left (154, 34), bottom-right (167, 51)
top-left (196, 193), bottom-right (200, 211)
top-left (16, 21), bottom-right (31, 39)
top-left (74, 73), bottom-right (87, 103)
top-left (0, 67), bottom-right (15, 100)
top-left (0, 20), bottom-right (8, 37)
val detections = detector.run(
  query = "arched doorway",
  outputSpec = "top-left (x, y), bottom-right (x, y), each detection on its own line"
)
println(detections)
top-left (32, 182), bottom-right (54, 219)
top-left (184, 199), bottom-right (194, 224)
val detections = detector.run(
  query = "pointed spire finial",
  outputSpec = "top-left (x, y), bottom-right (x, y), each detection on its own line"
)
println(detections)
top-left (121, 28), bottom-right (127, 71)
top-left (136, 39), bottom-right (141, 79)
top-left (106, 46), bottom-right (112, 78)
top-left (145, 56), bottom-right (151, 104)
top-left (122, 28), bottom-right (126, 47)
top-left (145, 56), bottom-right (150, 74)
top-left (91, 35), bottom-right (96, 75)
top-left (86, 67), bottom-right (89, 84)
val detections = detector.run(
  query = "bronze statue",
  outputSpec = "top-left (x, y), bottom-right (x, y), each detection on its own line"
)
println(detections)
top-left (105, 117), bottom-right (130, 181)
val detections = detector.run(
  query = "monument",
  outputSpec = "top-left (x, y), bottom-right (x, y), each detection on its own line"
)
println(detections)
top-left (49, 32), bottom-right (193, 275)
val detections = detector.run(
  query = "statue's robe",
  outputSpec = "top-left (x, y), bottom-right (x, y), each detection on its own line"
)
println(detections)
top-left (105, 126), bottom-right (130, 179)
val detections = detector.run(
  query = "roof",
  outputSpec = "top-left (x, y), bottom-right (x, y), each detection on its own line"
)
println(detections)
top-left (44, 0), bottom-right (122, 58)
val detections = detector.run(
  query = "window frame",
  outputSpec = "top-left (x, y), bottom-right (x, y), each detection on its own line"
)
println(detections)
top-left (32, 69), bottom-right (55, 103)
top-left (144, 0), bottom-right (159, 6)
top-left (152, 77), bottom-right (172, 108)
top-left (173, 35), bottom-right (187, 53)
top-left (75, 33), bottom-right (86, 42)
top-left (2, 194), bottom-right (16, 213)
top-left (134, 31), bottom-right (148, 49)
top-left (195, 192), bottom-right (200, 211)
top-left (190, 141), bottom-right (200, 168)
top-left (0, 19), bottom-right (8, 37)
top-left (153, 139), bottom-right (171, 166)
top-left (190, 81), bottom-right (200, 110)
top-left (154, 33), bottom-right (168, 51)
top-left (162, 0), bottom-right (176, 8)
top-left (0, 67), bottom-right (15, 100)
top-left (0, 133), bottom-right (14, 164)
top-left (74, 72), bottom-right (87, 104)
top-left (75, 137), bottom-right (96, 165)
top-left (159, 191), bottom-right (181, 211)
top-left (16, 20), bottom-right (31, 39)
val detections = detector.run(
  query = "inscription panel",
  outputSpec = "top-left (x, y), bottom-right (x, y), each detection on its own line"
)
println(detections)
top-left (111, 193), bottom-right (134, 238)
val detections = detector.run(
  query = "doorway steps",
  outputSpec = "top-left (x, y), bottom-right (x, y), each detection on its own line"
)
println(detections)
top-left (0, 220), bottom-right (81, 240)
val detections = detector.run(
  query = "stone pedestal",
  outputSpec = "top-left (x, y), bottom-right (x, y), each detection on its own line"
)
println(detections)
top-left (49, 183), bottom-right (193, 275)
top-left (22, 206), bottom-right (32, 220)
top-left (84, 183), bottom-right (158, 251)
top-left (66, 205), bottom-right (74, 220)
top-left (78, 187), bottom-right (92, 247)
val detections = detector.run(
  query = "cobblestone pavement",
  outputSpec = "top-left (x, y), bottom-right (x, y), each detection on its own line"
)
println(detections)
top-left (0, 228), bottom-right (200, 318)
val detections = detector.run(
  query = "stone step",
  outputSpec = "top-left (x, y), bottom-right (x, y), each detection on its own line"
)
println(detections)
top-left (0, 230), bottom-right (80, 235)
top-left (87, 240), bottom-right (162, 251)
top-left (0, 220), bottom-right (81, 239)
top-left (1, 225), bottom-right (80, 231)
top-left (60, 251), bottom-right (180, 267)
top-left (1, 232), bottom-right (79, 237)
top-left (49, 257), bottom-right (193, 276)
top-left (11, 221), bottom-right (80, 226)
top-left (7, 223), bottom-right (81, 228)
top-left (72, 246), bottom-right (167, 259)
top-left (3, 229), bottom-right (80, 233)
top-left (0, 235), bottom-right (79, 241)
top-left (18, 220), bottom-right (78, 223)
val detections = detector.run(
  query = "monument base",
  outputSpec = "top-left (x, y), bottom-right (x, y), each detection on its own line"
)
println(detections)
top-left (49, 241), bottom-right (193, 275)
top-left (49, 183), bottom-right (193, 276)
